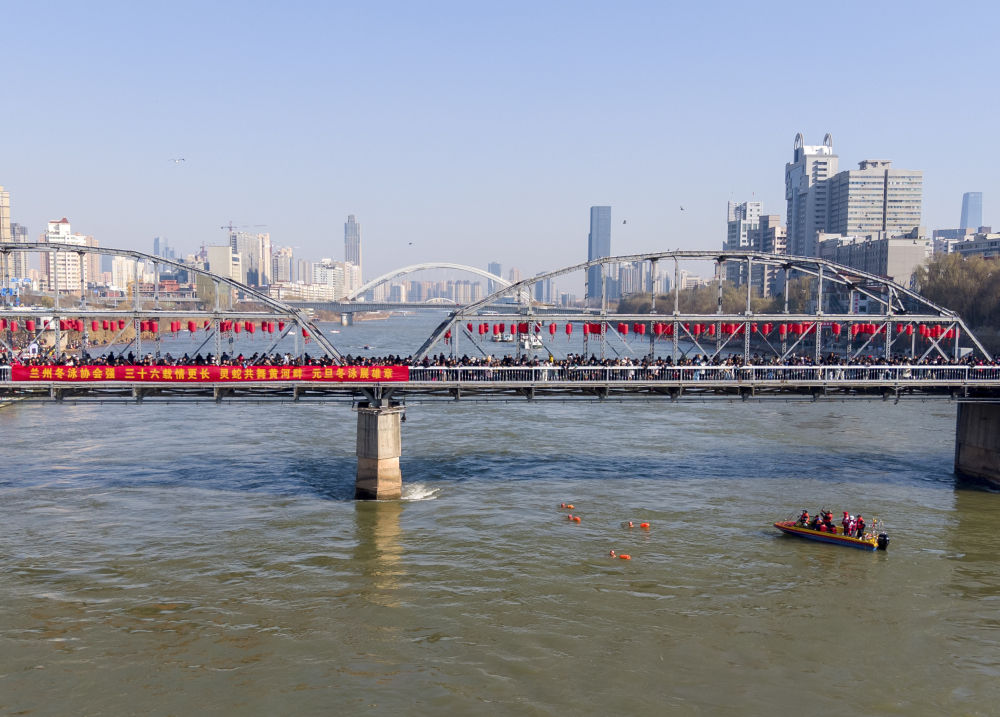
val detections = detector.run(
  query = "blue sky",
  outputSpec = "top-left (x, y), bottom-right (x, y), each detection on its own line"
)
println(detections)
top-left (4, 1), bottom-right (997, 282)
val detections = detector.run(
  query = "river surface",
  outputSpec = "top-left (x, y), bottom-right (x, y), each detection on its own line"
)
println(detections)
top-left (2, 313), bottom-right (998, 715)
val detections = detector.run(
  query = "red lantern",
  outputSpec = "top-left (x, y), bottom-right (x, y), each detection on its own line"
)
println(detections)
top-left (778, 324), bottom-right (787, 336)
top-left (59, 319), bottom-right (67, 331)
top-left (0, 319), bottom-right (6, 330)
top-left (186, 320), bottom-right (195, 333)
top-left (246, 322), bottom-right (255, 334)
top-left (510, 323), bottom-right (518, 335)
top-left (519, 322), bottom-right (529, 334)
top-left (90, 320), bottom-right (98, 332)
top-left (278, 321), bottom-right (285, 331)
top-left (203, 320), bottom-right (210, 329)
top-left (618, 322), bottom-right (628, 335)
top-left (102, 320), bottom-right (109, 330)
top-left (118, 319), bottom-right (126, 330)
top-left (693, 324), bottom-right (702, 336)
top-left (831, 323), bottom-right (841, 336)
top-left (467, 322), bottom-right (473, 332)
top-left (583, 324), bottom-right (590, 336)
top-left (549, 323), bottom-right (557, 336)
top-left (499, 323), bottom-right (506, 334)
top-left (10, 321), bottom-right (17, 332)
top-left (150, 321), bottom-right (158, 333)
top-left (707, 324), bottom-right (715, 336)
top-left (302, 328), bottom-right (309, 338)
top-left (565, 323), bottom-right (573, 336)
top-left (234, 323), bottom-right (241, 334)
top-left (444, 330), bottom-right (451, 340)
top-left (25, 320), bottom-right (35, 332)
top-left (906, 325), bottom-right (913, 336)
top-left (635, 323), bottom-right (645, 335)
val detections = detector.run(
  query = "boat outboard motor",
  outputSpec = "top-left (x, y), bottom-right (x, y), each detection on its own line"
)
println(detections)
top-left (877, 533), bottom-right (890, 551)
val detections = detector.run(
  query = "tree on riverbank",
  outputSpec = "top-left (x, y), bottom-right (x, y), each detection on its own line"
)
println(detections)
top-left (913, 254), bottom-right (1000, 351)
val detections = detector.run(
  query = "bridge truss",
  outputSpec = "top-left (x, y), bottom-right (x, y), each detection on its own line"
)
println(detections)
top-left (0, 243), bottom-right (343, 361)
top-left (415, 251), bottom-right (992, 363)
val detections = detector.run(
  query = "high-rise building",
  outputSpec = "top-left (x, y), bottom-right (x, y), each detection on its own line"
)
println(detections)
top-left (755, 215), bottom-right (786, 296)
top-left (228, 231), bottom-right (271, 286)
top-left (818, 229), bottom-right (930, 287)
top-left (273, 246), bottom-right (294, 283)
top-left (207, 245), bottom-right (242, 282)
top-left (786, 134), bottom-right (922, 257)
top-left (961, 192), bottom-right (983, 230)
top-left (345, 214), bottom-right (361, 271)
top-left (41, 218), bottom-right (97, 293)
top-left (785, 133), bottom-right (838, 257)
top-left (487, 261), bottom-right (502, 293)
top-left (0, 186), bottom-right (10, 245)
top-left (827, 160), bottom-right (922, 237)
top-left (10, 223), bottom-right (29, 280)
top-left (725, 201), bottom-right (763, 284)
top-left (587, 206), bottom-right (611, 301)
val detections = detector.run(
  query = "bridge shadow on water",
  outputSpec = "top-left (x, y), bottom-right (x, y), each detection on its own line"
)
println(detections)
top-left (7, 446), bottom-right (957, 500)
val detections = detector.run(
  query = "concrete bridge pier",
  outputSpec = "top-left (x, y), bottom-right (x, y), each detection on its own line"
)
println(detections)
top-left (955, 403), bottom-right (1000, 489)
top-left (355, 396), bottom-right (404, 500)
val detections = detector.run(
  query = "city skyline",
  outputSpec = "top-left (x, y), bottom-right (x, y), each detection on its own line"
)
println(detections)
top-left (2, 2), bottom-right (997, 282)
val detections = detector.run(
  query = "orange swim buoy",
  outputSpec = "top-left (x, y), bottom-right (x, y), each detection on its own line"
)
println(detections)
top-left (573, 516), bottom-right (581, 522)
top-left (566, 504), bottom-right (575, 510)
top-left (640, 522), bottom-right (650, 529)
top-left (619, 554), bottom-right (631, 560)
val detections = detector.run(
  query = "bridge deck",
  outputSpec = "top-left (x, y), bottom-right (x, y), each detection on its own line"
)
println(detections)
top-left (2, 365), bottom-right (999, 403)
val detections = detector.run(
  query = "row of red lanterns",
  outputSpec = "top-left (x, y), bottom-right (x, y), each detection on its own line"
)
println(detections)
top-left (0, 318), bottom-right (312, 338)
top-left (456, 321), bottom-right (962, 341)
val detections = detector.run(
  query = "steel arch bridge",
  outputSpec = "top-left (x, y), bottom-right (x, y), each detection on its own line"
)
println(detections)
top-left (414, 250), bottom-right (992, 363)
top-left (346, 262), bottom-right (526, 302)
top-left (0, 242), bottom-right (343, 361)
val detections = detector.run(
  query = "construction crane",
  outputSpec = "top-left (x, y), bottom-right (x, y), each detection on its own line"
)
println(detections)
top-left (220, 222), bottom-right (268, 232)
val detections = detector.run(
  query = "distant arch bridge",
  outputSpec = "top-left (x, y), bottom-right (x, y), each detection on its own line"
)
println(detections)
top-left (346, 262), bottom-right (528, 302)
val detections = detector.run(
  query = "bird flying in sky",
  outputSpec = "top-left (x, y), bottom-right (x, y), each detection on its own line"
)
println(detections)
top-left (170, 158), bottom-right (186, 163)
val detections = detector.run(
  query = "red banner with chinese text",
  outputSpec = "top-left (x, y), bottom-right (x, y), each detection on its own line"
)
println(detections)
top-left (11, 365), bottom-right (410, 382)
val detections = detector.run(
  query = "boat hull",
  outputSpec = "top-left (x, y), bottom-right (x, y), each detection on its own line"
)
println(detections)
top-left (773, 521), bottom-right (881, 551)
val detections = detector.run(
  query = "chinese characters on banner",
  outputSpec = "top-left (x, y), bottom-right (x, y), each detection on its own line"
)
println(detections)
top-left (10, 365), bottom-right (410, 382)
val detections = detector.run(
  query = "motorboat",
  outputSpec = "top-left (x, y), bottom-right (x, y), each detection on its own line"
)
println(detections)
top-left (774, 512), bottom-right (888, 551)
top-left (491, 333), bottom-right (513, 343)
top-left (520, 334), bottom-right (544, 350)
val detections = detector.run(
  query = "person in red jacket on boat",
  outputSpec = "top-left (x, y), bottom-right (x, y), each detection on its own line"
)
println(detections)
top-left (797, 510), bottom-right (810, 527)
top-left (855, 515), bottom-right (866, 538)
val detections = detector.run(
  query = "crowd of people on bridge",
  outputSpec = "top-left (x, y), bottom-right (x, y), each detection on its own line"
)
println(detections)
top-left (3, 346), bottom-right (998, 373)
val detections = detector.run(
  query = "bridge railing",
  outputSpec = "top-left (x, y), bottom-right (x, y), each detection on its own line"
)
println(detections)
top-left (3, 364), bottom-right (1000, 384)
top-left (406, 365), bottom-right (1000, 383)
